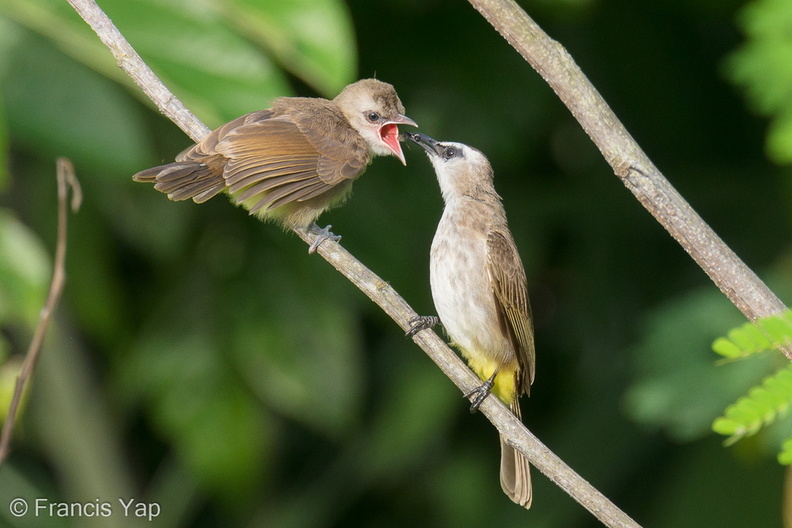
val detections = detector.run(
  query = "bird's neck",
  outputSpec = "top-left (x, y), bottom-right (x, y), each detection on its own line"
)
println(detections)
top-left (440, 185), bottom-right (501, 208)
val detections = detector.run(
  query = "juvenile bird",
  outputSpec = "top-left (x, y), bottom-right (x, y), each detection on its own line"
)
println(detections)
top-left (406, 132), bottom-right (535, 508)
top-left (133, 79), bottom-right (416, 251)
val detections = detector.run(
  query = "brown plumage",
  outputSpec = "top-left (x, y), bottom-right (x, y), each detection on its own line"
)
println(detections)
top-left (133, 79), bottom-right (416, 233)
top-left (407, 132), bottom-right (535, 508)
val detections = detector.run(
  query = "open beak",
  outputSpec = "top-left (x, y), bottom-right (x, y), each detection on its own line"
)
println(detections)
top-left (379, 114), bottom-right (418, 165)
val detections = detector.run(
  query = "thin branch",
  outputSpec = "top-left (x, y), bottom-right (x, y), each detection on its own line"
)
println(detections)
top-left (467, 0), bottom-right (792, 359)
top-left (67, 0), bottom-right (640, 526)
top-left (0, 158), bottom-right (82, 465)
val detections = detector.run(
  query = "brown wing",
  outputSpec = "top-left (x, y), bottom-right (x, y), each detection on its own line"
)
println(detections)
top-left (212, 102), bottom-right (370, 214)
top-left (132, 112), bottom-right (274, 204)
top-left (487, 230), bottom-right (535, 395)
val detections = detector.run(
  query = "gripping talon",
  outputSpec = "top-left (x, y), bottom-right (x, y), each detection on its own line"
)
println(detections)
top-left (463, 372), bottom-right (497, 413)
top-left (406, 315), bottom-right (440, 337)
top-left (307, 223), bottom-right (341, 254)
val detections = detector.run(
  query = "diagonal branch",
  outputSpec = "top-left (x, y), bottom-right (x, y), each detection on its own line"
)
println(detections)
top-left (467, 0), bottom-right (791, 358)
top-left (66, 0), bottom-right (640, 526)
top-left (0, 158), bottom-right (82, 465)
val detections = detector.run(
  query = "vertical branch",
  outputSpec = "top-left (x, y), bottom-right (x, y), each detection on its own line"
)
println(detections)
top-left (0, 158), bottom-right (82, 465)
top-left (466, 0), bottom-right (791, 357)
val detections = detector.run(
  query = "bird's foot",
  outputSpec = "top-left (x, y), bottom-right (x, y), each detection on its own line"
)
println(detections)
top-left (307, 223), bottom-right (341, 254)
top-left (405, 315), bottom-right (440, 337)
top-left (463, 372), bottom-right (497, 413)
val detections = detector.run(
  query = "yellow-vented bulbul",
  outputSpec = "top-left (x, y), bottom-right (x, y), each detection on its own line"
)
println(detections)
top-left (133, 79), bottom-right (416, 251)
top-left (407, 132), bottom-right (535, 509)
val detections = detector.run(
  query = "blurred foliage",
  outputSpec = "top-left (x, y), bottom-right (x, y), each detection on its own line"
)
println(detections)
top-left (623, 287), bottom-right (775, 443)
top-left (0, 0), bottom-right (791, 528)
top-left (728, 0), bottom-right (792, 164)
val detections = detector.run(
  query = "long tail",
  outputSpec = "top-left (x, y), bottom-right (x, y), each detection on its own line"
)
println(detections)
top-left (499, 401), bottom-right (532, 508)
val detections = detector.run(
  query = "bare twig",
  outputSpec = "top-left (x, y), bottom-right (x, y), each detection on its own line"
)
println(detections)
top-left (467, 0), bottom-right (791, 359)
top-left (66, 0), bottom-right (641, 525)
top-left (0, 158), bottom-right (82, 465)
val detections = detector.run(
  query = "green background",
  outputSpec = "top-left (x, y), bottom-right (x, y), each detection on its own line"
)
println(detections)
top-left (1, 0), bottom-right (791, 526)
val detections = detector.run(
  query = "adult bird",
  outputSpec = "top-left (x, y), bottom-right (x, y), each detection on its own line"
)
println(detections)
top-left (133, 79), bottom-right (416, 251)
top-left (406, 132), bottom-right (535, 508)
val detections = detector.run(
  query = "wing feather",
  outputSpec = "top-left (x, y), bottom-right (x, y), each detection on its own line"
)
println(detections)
top-left (487, 230), bottom-right (535, 394)
top-left (213, 111), bottom-right (367, 212)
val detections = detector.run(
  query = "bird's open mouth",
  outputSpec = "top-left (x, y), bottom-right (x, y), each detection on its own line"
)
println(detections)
top-left (380, 123), bottom-right (400, 152)
top-left (379, 115), bottom-right (417, 165)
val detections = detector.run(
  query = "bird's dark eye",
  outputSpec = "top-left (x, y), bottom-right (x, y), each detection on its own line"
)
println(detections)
top-left (442, 146), bottom-right (458, 160)
top-left (366, 111), bottom-right (381, 123)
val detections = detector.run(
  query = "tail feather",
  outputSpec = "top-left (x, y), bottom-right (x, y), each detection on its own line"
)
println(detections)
top-left (499, 401), bottom-right (532, 508)
top-left (132, 162), bottom-right (226, 203)
top-left (131, 165), bottom-right (166, 183)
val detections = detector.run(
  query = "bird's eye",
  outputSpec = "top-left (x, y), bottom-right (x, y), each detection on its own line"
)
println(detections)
top-left (443, 146), bottom-right (458, 160)
top-left (366, 111), bottom-right (381, 123)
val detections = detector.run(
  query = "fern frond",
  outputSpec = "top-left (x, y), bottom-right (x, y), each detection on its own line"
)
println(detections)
top-left (712, 363), bottom-right (792, 445)
top-left (711, 310), bottom-right (792, 359)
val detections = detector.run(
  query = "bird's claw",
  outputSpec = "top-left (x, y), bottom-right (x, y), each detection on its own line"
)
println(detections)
top-left (406, 315), bottom-right (439, 337)
top-left (463, 373), bottom-right (497, 413)
top-left (307, 224), bottom-right (341, 254)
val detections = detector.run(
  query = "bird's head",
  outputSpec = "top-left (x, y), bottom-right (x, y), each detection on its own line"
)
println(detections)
top-left (335, 79), bottom-right (417, 165)
top-left (405, 132), bottom-right (495, 200)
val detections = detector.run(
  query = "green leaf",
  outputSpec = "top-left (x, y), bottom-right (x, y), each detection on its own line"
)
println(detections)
top-left (712, 337), bottom-right (742, 359)
top-left (713, 364), bottom-right (792, 445)
top-left (0, 209), bottom-right (50, 326)
top-left (223, 0), bottom-right (357, 96)
top-left (712, 416), bottom-right (741, 436)
top-left (710, 311), bottom-right (792, 359)
top-left (726, 324), bottom-right (772, 354)
top-left (761, 314), bottom-right (792, 342)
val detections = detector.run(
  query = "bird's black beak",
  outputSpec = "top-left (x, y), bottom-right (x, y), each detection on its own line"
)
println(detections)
top-left (404, 132), bottom-right (443, 157)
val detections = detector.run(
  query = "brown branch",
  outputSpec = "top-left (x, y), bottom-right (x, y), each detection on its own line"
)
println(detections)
top-left (467, 0), bottom-right (791, 359)
top-left (0, 158), bottom-right (82, 465)
top-left (67, 0), bottom-right (640, 525)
